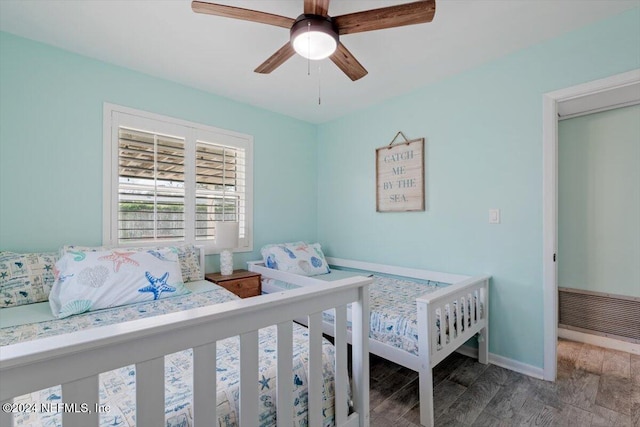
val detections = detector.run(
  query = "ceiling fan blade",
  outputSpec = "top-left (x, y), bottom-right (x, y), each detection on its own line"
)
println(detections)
top-left (254, 42), bottom-right (296, 74)
top-left (330, 42), bottom-right (368, 81)
top-left (304, 0), bottom-right (331, 16)
top-left (192, 1), bottom-right (295, 29)
top-left (333, 0), bottom-right (435, 35)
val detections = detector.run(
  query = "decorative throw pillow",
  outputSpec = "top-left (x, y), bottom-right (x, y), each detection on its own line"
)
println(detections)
top-left (0, 251), bottom-right (58, 308)
top-left (261, 242), bottom-right (330, 276)
top-left (49, 248), bottom-right (188, 318)
top-left (171, 244), bottom-right (202, 282)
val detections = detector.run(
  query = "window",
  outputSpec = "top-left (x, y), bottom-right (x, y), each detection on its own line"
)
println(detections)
top-left (195, 141), bottom-right (246, 241)
top-left (117, 128), bottom-right (186, 242)
top-left (103, 104), bottom-right (253, 254)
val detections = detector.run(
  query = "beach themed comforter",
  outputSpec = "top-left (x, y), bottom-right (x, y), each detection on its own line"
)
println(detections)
top-left (1, 286), bottom-right (339, 427)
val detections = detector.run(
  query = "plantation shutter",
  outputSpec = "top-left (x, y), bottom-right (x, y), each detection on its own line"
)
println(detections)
top-left (195, 141), bottom-right (246, 241)
top-left (105, 104), bottom-right (253, 253)
top-left (118, 127), bottom-right (186, 243)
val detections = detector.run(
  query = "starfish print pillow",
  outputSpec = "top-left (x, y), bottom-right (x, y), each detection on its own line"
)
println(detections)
top-left (49, 248), bottom-right (188, 318)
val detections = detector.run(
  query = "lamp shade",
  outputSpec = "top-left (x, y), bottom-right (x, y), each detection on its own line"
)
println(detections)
top-left (215, 221), bottom-right (239, 249)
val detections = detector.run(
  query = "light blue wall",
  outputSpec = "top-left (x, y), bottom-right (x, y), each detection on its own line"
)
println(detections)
top-left (316, 8), bottom-right (640, 367)
top-left (558, 105), bottom-right (640, 297)
top-left (0, 32), bottom-right (318, 272)
top-left (1, 8), bottom-right (639, 369)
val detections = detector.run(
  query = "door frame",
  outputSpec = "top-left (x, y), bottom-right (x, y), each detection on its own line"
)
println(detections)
top-left (542, 69), bottom-right (640, 381)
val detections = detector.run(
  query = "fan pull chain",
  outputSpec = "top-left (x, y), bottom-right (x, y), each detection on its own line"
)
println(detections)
top-left (318, 63), bottom-right (322, 105)
top-left (307, 21), bottom-right (311, 76)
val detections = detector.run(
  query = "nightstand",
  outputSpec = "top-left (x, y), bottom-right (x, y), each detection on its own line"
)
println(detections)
top-left (205, 269), bottom-right (262, 299)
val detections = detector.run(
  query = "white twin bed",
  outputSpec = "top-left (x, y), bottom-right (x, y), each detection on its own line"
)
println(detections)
top-left (1, 243), bottom-right (489, 427)
top-left (249, 256), bottom-right (490, 427)
top-left (0, 246), bottom-right (371, 427)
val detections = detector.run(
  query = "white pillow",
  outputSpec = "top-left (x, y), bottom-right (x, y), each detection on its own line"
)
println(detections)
top-left (261, 242), bottom-right (330, 276)
top-left (49, 248), bottom-right (188, 318)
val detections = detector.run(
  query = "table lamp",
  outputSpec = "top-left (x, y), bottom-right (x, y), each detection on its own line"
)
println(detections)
top-left (215, 221), bottom-right (239, 275)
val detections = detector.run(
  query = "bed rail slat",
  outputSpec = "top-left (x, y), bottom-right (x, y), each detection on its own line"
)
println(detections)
top-left (276, 321), bottom-right (294, 427)
top-left (0, 400), bottom-right (12, 427)
top-left (416, 301), bottom-right (434, 427)
top-left (462, 296), bottom-right (468, 332)
top-left (193, 342), bottom-right (217, 426)
top-left (469, 289), bottom-right (480, 325)
top-left (462, 299), bottom-right (471, 335)
top-left (456, 295), bottom-right (462, 339)
top-left (136, 356), bottom-right (165, 427)
top-left (308, 312), bottom-right (324, 427)
top-left (437, 306), bottom-right (444, 351)
top-left (136, 357), bottom-right (165, 427)
top-left (430, 308), bottom-right (438, 359)
top-left (478, 284), bottom-right (489, 364)
top-left (351, 286), bottom-right (370, 426)
top-left (61, 375), bottom-right (99, 427)
top-left (334, 305), bottom-right (349, 425)
top-left (447, 302), bottom-right (454, 345)
top-left (239, 330), bottom-right (259, 426)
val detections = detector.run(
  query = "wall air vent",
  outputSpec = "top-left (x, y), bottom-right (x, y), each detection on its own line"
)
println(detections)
top-left (559, 287), bottom-right (640, 344)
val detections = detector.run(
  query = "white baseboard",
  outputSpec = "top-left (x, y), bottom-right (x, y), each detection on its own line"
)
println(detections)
top-left (454, 331), bottom-right (640, 384)
top-left (456, 345), bottom-right (545, 380)
top-left (489, 352), bottom-right (545, 379)
top-left (558, 328), bottom-right (640, 355)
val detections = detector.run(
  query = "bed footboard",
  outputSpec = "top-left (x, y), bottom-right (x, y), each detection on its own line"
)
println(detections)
top-left (416, 275), bottom-right (490, 426)
top-left (0, 277), bottom-right (372, 427)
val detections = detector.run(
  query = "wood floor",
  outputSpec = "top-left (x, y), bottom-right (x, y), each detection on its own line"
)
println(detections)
top-left (367, 339), bottom-right (640, 426)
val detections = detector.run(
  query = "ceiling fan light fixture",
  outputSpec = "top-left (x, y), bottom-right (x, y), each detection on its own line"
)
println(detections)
top-left (290, 14), bottom-right (338, 60)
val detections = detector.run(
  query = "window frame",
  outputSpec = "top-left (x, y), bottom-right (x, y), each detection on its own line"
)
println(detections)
top-left (103, 103), bottom-right (253, 255)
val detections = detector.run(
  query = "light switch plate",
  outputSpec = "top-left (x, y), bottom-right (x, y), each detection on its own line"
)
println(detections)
top-left (489, 209), bottom-right (500, 224)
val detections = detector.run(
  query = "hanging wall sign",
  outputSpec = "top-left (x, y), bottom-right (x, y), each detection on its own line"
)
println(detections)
top-left (376, 132), bottom-right (425, 212)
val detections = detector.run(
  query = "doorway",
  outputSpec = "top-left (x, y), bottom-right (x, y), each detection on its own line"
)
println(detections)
top-left (541, 69), bottom-right (640, 381)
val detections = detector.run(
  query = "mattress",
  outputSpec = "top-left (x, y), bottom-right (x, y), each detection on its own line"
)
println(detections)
top-left (263, 270), bottom-right (481, 355)
top-left (1, 281), bottom-right (340, 427)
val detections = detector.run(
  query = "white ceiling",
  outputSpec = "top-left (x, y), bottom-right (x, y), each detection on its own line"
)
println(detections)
top-left (1, 0), bottom-right (638, 123)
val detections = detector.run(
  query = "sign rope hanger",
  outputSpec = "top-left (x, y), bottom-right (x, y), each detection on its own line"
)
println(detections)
top-left (388, 131), bottom-right (411, 146)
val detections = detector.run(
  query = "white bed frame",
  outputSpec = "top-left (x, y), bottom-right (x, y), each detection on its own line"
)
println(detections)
top-left (0, 249), bottom-right (373, 427)
top-left (248, 257), bottom-right (490, 427)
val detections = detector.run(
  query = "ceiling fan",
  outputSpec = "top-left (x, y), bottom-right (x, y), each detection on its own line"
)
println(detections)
top-left (192, 0), bottom-right (436, 81)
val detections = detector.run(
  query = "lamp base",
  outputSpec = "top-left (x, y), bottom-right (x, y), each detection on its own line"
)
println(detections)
top-left (220, 249), bottom-right (234, 275)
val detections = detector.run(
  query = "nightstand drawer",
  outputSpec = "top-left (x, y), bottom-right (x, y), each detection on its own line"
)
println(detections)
top-left (205, 270), bottom-right (262, 299)
top-left (219, 276), bottom-right (261, 298)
